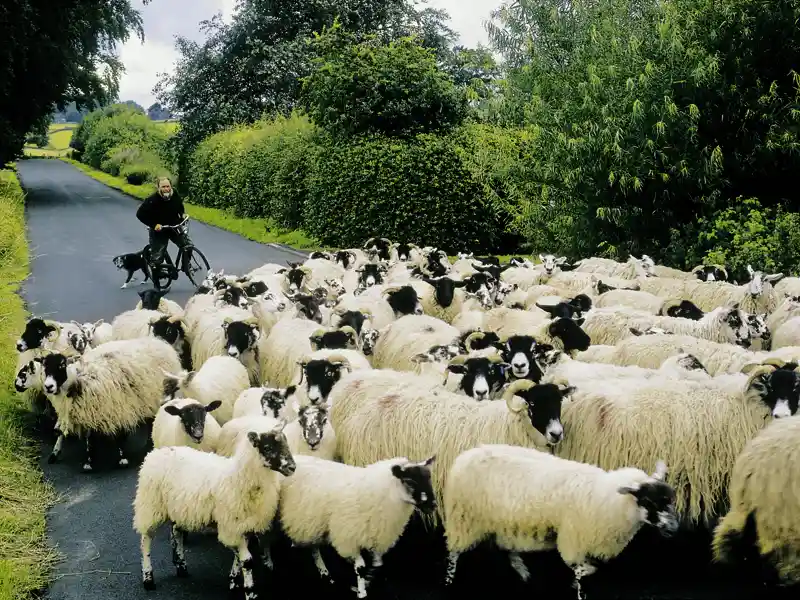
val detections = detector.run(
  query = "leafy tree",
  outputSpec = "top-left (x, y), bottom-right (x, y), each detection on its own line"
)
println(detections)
top-left (0, 0), bottom-right (151, 164)
top-left (300, 24), bottom-right (467, 137)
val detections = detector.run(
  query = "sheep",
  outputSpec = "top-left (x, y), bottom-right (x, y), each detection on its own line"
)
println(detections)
top-left (370, 314), bottom-right (461, 373)
top-left (413, 276), bottom-right (469, 324)
top-left (363, 237), bottom-right (393, 261)
top-left (191, 306), bottom-right (257, 373)
top-left (301, 257), bottom-right (346, 289)
top-left (684, 266), bottom-right (784, 314)
top-left (278, 454), bottom-right (436, 598)
top-left (152, 398), bottom-right (222, 452)
top-left (37, 337), bottom-right (182, 470)
top-left (282, 402), bottom-right (337, 460)
top-left (573, 255), bottom-right (650, 279)
top-left (452, 306), bottom-right (548, 337)
top-left (712, 415), bottom-right (800, 585)
top-left (574, 334), bottom-right (757, 376)
top-left (645, 260), bottom-right (697, 280)
top-left (342, 262), bottom-right (388, 294)
top-left (16, 317), bottom-right (86, 355)
top-left (546, 272), bottom-right (641, 296)
top-left (774, 276), bottom-right (800, 298)
top-left (691, 264), bottom-right (729, 282)
top-left (292, 351), bottom-right (370, 406)
top-left (501, 284), bottom-right (563, 309)
top-left (500, 266), bottom-right (550, 291)
top-left (593, 289), bottom-right (666, 313)
top-left (135, 288), bottom-right (184, 317)
top-left (555, 363), bottom-right (800, 523)
top-left (259, 317), bottom-right (321, 387)
top-left (163, 355), bottom-right (251, 425)
top-left (420, 248), bottom-right (451, 277)
top-left (329, 378), bottom-right (572, 519)
top-left (537, 253), bottom-right (570, 275)
top-left (766, 295), bottom-right (800, 333)
top-left (499, 317), bottom-right (591, 356)
top-left (232, 385), bottom-right (298, 420)
top-left (111, 308), bottom-right (167, 340)
top-left (442, 354), bottom-right (509, 400)
top-left (442, 445), bottom-right (677, 598)
top-left (541, 351), bottom-right (712, 387)
top-left (659, 298), bottom-right (706, 320)
top-left (73, 319), bottom-right (114, 348)
top-left (132, 418), bottom-right (296, 597)
top-left (771, 316), bottom-right (800, 349)
top-left (333, 249), bottom-right (370, 271)
top-left (580, 305), bottom-right (751, 346)
top-left (13, 348), bottom-right (52, 416)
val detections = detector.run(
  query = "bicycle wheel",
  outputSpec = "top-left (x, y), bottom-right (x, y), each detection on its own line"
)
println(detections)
top-left (152, 255), bottom-right (176, 291)
top-left (183, 246), bottom-right (210, 288)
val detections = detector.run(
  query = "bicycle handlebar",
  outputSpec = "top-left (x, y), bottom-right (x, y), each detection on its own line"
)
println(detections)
top-left (148, 217), bottom-right (188, 231)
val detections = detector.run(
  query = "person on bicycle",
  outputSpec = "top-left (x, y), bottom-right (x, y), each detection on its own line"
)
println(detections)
top-left (136, 176), bottom-right (191, 273)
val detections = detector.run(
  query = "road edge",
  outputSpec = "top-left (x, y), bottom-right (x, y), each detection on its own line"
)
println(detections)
top-left (52, 157), bottom-right (319, 255)
top-left (0, 165), bottom-right (59, 600)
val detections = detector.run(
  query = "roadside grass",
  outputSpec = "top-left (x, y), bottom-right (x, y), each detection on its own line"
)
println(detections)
top-left (0, 167), bottom-right (58, 600)
top-left (60, 157), bottom-right (322, 251)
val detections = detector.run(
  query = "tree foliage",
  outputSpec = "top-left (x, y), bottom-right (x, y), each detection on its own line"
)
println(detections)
top-left (300, 24), bottom-right (467, 138)
top-left (0, 0), bottom-right (150, 164)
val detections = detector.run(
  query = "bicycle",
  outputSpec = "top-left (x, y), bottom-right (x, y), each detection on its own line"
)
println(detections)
top-left (145, 217), bottom-right (211, 291)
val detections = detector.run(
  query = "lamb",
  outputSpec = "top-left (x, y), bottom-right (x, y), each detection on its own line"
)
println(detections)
top-left (152, 398), bottom-right (222, 452)
top-left (232, 385), bottom-right (298, 420)
top-left (37, 337), bottom-right (182, 470)
top-left (555, 363), bottom-right (800, 523)
top-left (162, 355), bottom-right (250, 426)
top-left (580, 305), bottom-right (751, 346)
top-left (282, 402), bottom-right (337, 460)
top-left (132, 418), bottom-right (296, 597)
top-left (16, 317), bottom-right (86, 355)
top-left (712, 415), bottom-right (800, 585)
top-left (329, 377), bottom-right (572, 519)
top-left (73, 319), bottom-right (114, 348)
top-left (370, 314), bottom-right (461, 372)
top-left (442, 445), bottom-right (677, 599)
top-left (278, 455), bottom-right (436, 598)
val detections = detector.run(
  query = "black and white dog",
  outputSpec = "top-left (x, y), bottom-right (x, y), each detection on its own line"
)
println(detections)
top-left (112, 247), bottom-right (152, 289)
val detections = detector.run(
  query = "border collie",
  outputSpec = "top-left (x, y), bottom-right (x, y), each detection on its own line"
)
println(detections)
top-left (112, 247), bottom-right (152, 289)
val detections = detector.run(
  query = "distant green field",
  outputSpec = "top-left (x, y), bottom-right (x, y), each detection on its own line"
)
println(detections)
top-left (25, 119), bottom-right (177, 157)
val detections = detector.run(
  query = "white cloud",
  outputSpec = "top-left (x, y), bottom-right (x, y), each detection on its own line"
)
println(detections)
top-left (115, 0), bottom-right (502, 107)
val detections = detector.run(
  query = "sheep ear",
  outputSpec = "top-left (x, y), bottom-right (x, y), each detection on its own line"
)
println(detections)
top-left (617, 485), bottom-right (641, 497)
top-left (184, 370), bottom-right (197, 385)
top-left (291, 399), bottom-right (301, 414)
top-left (246, 431), bottom-right (260, 446)
top-left (164, 405), bottom-right (182, 416)
top-left (284, 385), bottom-right (297, 397)
top-left (558, 384), bottom-right (576, 398)
top-left (652, 460), bottom-right (668, 481)
top-left (411, 353), bottom-right (432, 363)
top-left (205, 400), bottom-right (223, 412)
top-left (447, 364), bottom-right (466, 374)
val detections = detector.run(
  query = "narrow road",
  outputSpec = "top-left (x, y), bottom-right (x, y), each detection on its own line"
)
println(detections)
top-left (14, 159), bottom-right (786, 600)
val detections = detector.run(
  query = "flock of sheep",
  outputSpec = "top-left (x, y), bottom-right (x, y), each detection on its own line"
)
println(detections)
top-left (12, 237), bottom-right (800, 600)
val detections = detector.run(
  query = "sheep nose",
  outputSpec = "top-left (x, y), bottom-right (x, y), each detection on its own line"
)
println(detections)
top-left (15, 341), bottom-right (25, 351)
top-left (474, 390), bottom-right (488, 401)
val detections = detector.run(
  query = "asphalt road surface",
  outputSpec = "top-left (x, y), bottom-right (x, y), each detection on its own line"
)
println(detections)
top-left (15, 159), bottom-right (796, 600)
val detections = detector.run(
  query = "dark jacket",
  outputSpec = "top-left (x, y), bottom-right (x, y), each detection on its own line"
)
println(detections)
top-left (136, 192), bottom-right (185, 229)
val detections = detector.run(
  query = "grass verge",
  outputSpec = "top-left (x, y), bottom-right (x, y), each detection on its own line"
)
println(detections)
top-left (59, 157), bottom-right (321, 251)
top-left (0, 167), bottom-right (58, 600)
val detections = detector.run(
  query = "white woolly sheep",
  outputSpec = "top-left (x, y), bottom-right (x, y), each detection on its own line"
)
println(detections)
top-left (111, 308), bottom-right (166, 341)
top-left (580, 305), bottom-right (751, 346)
top-left (293, 350), bottom-right (370, 406)
top-left (712, 415), bottom-right (800, 585)
top-left (546, 272), bottom-right (641, 296)
top-left (282, 401), bottom-right (337, 460)
top-left (442, 445), bottom-right (677, 598)
top-left (771, 316), bottom-right (800, 349)
top-left (191, 306), bottom-right (259, 378)
top-left (500, 266), bottom-right (550, 291)
top-left (259, 317), bottom-right (322, 387)
top-left (152, 398), bottom-right (222, 452)
top-left (232, 385), bottom-right (298, 420)
top-left (133, 418), bottom-right (296, 597)
top-left (766, 295), bottom-right (800, 334)
top-left (774, 276), bottom-right (800, 299)
top-left (163, 355), bottom-right (251, 425)
top-left (278, 454), bottom-right (436, 598)
top-left (593, 289), bottom-right (666, 313)
top-left (301, 257), bottom-right (346, 289)
top-left (370, 314), bottom-right (461, 373)
top-left (135, 288), bottom-right (184, 317)
top-left (71, 319), bottom-right (114, 348)
top-left (16, 317), bottom-right (86, 355)
top-left (38, 337), bottom-right (182, 470)
top-left (556, 363), bottom-right (800, 523)
top-left (501, 284), bottom-right (562, 309)
top-left (329, 377), bottom-right (573, 520)
top-left (573, 255), bottom-right (650, 279)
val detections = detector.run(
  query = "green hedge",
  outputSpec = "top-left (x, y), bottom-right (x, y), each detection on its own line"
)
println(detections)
top-left (83, 112), bottom-right (171, 171)
top-left (304, 132), bottom-right (504, 252)
top-left (187, 114), bottom-right (318, 228)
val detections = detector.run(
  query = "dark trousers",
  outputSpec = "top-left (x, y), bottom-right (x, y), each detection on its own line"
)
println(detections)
top-left (148, 228), bottom-right (192, 271)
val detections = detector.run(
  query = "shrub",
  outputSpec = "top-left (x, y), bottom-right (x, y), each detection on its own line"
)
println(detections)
top-left (70, 103), bottom-right (143, 153)
top-left (301, 25), bottom-right (468, 138)
top-left (187, 114), bottom-right (318, 228)
top-left (689, 197), bottom-right (800, 275)
top-left (101, 145), bottom-right (165, 178)
top-left (83, 112), bottom-right (171, 170)
top-left (304, 132), bottom-right (504, 252)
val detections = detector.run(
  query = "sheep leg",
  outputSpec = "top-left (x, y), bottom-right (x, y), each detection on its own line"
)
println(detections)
top-left (116, 432), bottom-right (129, 467)
top-left (353, 553), bottom-right (369, 599)
top-left (509, 552), bottom-right (530, 582)
top-left (237, 539), bottom-right (258, 600)
top-left (48, 423), bottom-right (65, 463)
top-left (228, 554), bottom-right (242, 592)
top-left (82, 433), bottom-right (94, 472)
top-left (141, 533), bottom-right (156, 590)
top-left (444, 551), bottom-right (460, 586)
top-left (255, 531), bottom-right (273, 570)
top-left (569, 562), bottom-right (597, 600)
top-left (311, 547), bottom-right (335, 584)
top-left (170, 523), bottom-right (188, 577)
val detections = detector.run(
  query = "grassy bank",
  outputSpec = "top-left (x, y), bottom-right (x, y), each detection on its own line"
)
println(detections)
top-left (59, 158), bottom-right (321, 250)
top-left (0, 167), bottom-right (58, 600)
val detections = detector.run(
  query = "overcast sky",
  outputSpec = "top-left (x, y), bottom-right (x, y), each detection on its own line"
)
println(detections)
top-left (117, 0), bottom-right (501, 107)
